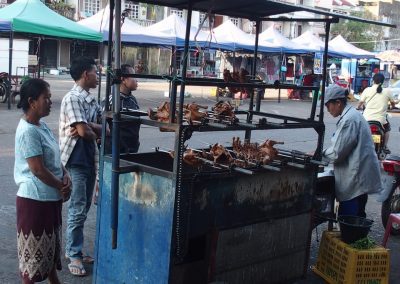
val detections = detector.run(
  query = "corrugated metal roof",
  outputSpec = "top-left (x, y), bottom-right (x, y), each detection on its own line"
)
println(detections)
top-left (128, 0), bottom-right (395, 27)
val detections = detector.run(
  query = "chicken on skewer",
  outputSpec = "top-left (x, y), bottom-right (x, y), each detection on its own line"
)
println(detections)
top-left (183, 103), bottom-right (208, 124)
top-left (232, 137), bottom-right (283, 164)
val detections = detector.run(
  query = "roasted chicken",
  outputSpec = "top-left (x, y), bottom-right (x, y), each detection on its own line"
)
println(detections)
top-left (183, 103), bottom-right (208, 124)
top-left (232, 137), bottom-right (283, 164)
top-left (222, 68), bottom-right (250, 96)
top-left (209, 143), bottom-right (233, 164)
top-left (148, 102), bottom-right (177, 123)
top-left (147, 102), bottom-right (178, 131)
top-left (212, 101), bottom-right (236, 120)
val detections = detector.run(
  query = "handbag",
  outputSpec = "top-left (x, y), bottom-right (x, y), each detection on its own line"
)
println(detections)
top-left (280, 57), bottom-right (287, 72)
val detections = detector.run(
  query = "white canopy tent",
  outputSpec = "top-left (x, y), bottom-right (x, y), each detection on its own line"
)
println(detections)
top-left (259, 26), bottom-right (314, 53)
top-left (144, 13), bottom-right (215, 48)
top-left (292, 31), bottom-right (344, 57)
top-left (328, 35), bottom-right (375, 59)
top-left (209, 20), bottom-right (280, 53)
top-left (78, 7), bottom-right (173, 45)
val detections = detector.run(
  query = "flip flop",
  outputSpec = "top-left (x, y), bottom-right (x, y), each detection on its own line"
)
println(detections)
top-left (68, 262), bottom-right (87, 277)
top-left (82, 255), bottom-right (94, 264)
top-left (65, 253), bottom-right (94, 264)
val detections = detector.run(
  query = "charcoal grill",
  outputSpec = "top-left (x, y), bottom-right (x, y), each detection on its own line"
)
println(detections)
top-left (97, 149), bottom-right (317, 283)
top-left (93, 1), bottom-right (392, 283)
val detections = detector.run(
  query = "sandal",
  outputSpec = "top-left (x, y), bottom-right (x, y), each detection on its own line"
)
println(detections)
top-left (82, 255), bottom-right (94, 264)
top-left (68, 262), bottom-right (87, 277)
top-left (65, 253), bottom-right (94, 264)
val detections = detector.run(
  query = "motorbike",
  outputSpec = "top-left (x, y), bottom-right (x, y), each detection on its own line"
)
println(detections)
top-left (380, 154), bottom-right (400, 235)
top-left (368, 120), bottom-right (387, 160)
top-left (0, 72), bottom-right (10, 103)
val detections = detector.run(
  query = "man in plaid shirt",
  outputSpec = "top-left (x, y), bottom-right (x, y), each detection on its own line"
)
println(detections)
top-left (59, 57), bottom-right (102, 277)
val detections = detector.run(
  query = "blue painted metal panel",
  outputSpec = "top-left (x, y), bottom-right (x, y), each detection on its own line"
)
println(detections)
top-left (94, 162), bottom-right (176, 283)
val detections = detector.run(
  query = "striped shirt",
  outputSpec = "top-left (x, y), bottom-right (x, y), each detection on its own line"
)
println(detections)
top-left (59, 84), bottom-right (101, 166)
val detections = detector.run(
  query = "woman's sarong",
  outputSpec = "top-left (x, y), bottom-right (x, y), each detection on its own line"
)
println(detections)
top-left (16, 196), bottom-right (62, 282)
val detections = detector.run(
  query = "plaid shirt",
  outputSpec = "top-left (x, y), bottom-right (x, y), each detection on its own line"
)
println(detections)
top-left (59, 84), bottom-right (101, 167)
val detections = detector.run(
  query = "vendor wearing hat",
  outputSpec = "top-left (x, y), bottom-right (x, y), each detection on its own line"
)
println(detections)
top-left (322, 84), bottom-right (382, 218)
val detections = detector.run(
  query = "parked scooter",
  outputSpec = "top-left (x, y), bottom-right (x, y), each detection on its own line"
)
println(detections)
top-left (380, 154), bottom-right (400, 235)
top-left (368, 120), bottom-right (387, 160)
top-left (0, 72), bottom-right (10, 103)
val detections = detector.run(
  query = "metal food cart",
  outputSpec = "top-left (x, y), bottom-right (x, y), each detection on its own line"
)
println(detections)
top-left (93, 1), bottom-right (395, 283)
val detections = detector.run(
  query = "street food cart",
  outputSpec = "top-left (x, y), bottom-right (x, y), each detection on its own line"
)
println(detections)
top-left (93, 1), bottom-right (394, 283)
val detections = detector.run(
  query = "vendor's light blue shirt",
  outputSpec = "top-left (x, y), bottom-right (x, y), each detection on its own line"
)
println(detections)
top-left (14, 119), bottom-right (62, 201)
top-left (322, 105), bottom-right (382, 201)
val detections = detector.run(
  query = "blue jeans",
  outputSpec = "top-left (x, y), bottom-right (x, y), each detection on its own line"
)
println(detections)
top-left (65, 166), bottom-right (96, 260)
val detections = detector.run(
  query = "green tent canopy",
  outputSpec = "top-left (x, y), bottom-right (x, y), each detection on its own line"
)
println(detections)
top-left (0, 0), bottom-right (102, 41)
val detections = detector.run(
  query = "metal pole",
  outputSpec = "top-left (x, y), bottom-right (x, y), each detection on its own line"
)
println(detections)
top-left (177, 7), bottom-right (192, 123)
top-left (37, 38), bottom-right (41, 79)
top-left (315, 20), bottom-right (331, 161)
top-left (7, 31), bottom-right (13, 110)
top-left (319, 21), bottom-right (330, 123)
top-left (254, 20), bottom-right (261, 112)
top-left (245, 19), bottom-right (260, 140)
top-left (111, 0), bottom-right (121, 249)
top-left (104, 3), bottom-right (114, 112)
top-left (97, 42), bottom-right (104, 103)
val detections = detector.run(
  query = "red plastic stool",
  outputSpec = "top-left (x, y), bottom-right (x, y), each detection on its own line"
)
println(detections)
top-left (382, 213), bottom-right (400, 247)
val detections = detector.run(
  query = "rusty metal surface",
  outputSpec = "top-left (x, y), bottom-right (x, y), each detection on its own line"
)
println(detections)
top-left (185, 167), bottom-right (316, 236)
top-left (94, 162), bottom-right (176, 283)
top-left (215, 213), bottom-right (311, 283)
top-left (214, 213), bottom-right (311, 283)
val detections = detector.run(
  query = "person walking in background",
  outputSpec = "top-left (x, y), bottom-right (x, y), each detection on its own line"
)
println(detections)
top-left (59, 57), bottom-right (102, 277)
top-left (357, 73), bottom-right (395, 153)
top-left (14, 78), bottom-right (72, 284)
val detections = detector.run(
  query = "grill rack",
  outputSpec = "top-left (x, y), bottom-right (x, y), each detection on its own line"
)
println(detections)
top-left (155, 146), bottom-right (327, 176)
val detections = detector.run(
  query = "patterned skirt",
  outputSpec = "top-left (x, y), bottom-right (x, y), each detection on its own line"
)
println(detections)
top-left (16, 196), bottom-right (62, 282)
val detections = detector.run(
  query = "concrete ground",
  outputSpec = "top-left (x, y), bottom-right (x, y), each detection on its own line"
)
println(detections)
top-left (0, 74), bottom-right (399, 283)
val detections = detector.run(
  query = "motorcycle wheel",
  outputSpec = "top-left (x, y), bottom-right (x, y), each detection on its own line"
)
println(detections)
top-left (0, 82), bottom-right (7, 103)
top-left (381, 182), bottom-right (400, 235)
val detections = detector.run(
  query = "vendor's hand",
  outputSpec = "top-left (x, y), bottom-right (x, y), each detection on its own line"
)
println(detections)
top-left (69, 126), bottom-right (79, 138)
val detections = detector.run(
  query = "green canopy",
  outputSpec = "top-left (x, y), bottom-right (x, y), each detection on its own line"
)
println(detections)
top-left (0, 0), bottom-right (102, 41)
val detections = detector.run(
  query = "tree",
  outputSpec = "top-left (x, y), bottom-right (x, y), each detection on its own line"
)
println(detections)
top-left (331, 11), bottom-right (384, 51)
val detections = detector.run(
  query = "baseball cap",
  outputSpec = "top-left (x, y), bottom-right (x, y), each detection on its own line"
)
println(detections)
top-left (324, 84), bottom-right (348, 103)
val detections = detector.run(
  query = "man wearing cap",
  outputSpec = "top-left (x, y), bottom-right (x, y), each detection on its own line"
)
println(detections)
top-left (322, 84), bottom-right (382, 218)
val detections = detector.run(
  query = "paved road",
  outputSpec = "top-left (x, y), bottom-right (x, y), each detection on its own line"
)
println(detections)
top-left (0, 75), bottom-right (399, 283)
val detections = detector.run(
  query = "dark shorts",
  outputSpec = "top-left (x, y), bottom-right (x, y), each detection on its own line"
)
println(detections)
top-left (338, 194), bottom-right (368, 218)
top-left (16, 197), bottom-right (62, 283)
top-left (383, 121), bottom-right (391, 133)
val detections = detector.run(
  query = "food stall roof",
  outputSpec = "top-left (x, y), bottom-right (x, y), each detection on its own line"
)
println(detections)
top-left (127, 0), bottom-right (395, 28)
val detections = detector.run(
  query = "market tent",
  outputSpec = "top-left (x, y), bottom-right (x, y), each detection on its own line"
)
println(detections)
top-left (259, 26), bottom-right (313, 53)
top-left (144, 13), bottom-right (216, 48)
top-left (0, 19), bottom-right (11, 31)
top-left (210, 20), bottom-right (280, 52)
top-left (78, 7), bottom-right (172, 45)
top-left (292, 31), bottom-right (347, 57)
top-left (328, 35), bottom-right (375, 58)
top-left (376, 50), bottom-right (400, 63)
top-left (0, 0), bottom-right (101, 41)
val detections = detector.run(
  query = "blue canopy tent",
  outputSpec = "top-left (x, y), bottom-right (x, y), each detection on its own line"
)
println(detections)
top-left (0, 0), bottom-right (101, 108)
top-left (0, 19), bottom-right (11, 31)
top-left (0, 19), bottom-right (12, 109)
